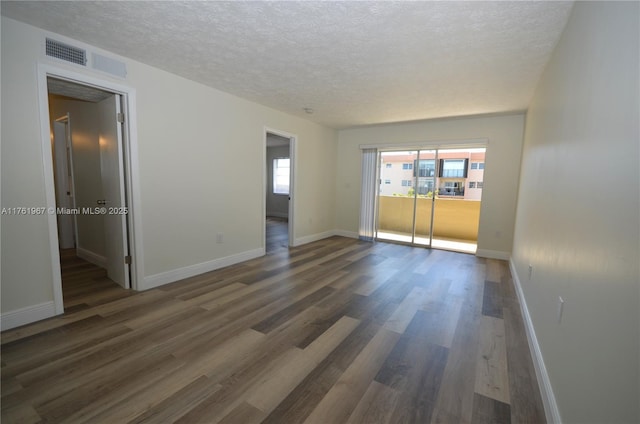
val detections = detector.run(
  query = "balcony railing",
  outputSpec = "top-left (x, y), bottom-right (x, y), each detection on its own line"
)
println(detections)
top-left (377, 196), bottom-right (480, 241)
top-left (441, 169), bottom-right (465, 178)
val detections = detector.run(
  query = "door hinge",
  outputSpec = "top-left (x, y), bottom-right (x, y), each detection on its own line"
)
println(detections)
top-left (125, 255), bottom-right (132, 265)
top-left (116, 112), bottom-right (125, 123)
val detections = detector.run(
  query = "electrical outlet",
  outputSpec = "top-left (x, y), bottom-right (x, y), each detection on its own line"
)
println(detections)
top-left (557, 296), bottom-right (565, 323)
top-left (528, 264), bottom-right (533, 281)
top-left (216, 233), bottom-right (224, 244)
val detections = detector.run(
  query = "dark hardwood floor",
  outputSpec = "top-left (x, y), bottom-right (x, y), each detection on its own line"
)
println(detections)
top-left (58, 248), bottom-right (136, 313)
top-left (266, 216), bottom-right (288, 253)
top-left (1, 229), bottom-right (545, 423)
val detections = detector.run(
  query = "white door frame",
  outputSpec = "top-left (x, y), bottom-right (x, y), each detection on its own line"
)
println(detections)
top-left (263, 127), bottom-right (297, 249)
top-left (37, 63), bottom-right (144, 314)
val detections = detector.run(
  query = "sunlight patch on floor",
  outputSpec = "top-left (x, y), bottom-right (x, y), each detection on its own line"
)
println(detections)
top-left (376, 231), bottom-right (477, 254)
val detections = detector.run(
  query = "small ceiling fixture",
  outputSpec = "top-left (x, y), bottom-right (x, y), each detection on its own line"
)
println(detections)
top-left (303, 107), bottom-right (314, 114)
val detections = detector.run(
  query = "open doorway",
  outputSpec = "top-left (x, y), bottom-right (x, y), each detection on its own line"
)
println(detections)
top-left (265, 131), bottom-right (294, 252)
top-left (47, 77), bottom-right (132, 309)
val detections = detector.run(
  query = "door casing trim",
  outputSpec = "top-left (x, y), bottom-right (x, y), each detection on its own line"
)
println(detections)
top-left (263, 127), bottom-right (297, 249)
top-left (36, 63), bottom-right (144, 314)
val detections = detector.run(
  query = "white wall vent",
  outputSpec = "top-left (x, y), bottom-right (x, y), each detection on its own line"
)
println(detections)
top-left (92, 53), bottom-right (127, 78)
top-left (45, 38), bottom-right (87, 66)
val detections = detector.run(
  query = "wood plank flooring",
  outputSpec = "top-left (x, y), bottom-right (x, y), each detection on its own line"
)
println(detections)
top-left (266, 216), bottom-right (288, 253)
top-left (1, 224), bottom-right (545, 424)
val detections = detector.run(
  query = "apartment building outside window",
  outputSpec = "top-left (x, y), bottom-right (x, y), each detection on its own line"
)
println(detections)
top-left (379, 150), bottom-right (484, 200)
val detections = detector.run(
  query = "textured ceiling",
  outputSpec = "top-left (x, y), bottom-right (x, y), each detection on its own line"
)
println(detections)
top-left (2, 1), bottom-right (574, 129)
top-left (47, 77), bottom-right (113, 103)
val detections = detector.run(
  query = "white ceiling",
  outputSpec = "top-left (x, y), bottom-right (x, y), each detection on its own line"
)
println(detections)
top-left (267, 133), bottom-right (291, 148)
top-left (1, 1), bottom-right (574, 129)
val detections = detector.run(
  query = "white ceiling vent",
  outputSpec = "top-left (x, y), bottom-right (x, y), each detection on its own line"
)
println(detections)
top-left (45, 38), bottom-right (87, 66)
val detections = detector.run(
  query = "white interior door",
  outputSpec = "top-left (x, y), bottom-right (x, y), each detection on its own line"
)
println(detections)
top-left (53, 118), bottom-right (76, 249)
top-left (97, 94), bottom-right (130, 288)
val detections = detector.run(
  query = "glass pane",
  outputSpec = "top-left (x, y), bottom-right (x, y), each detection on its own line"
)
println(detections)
top-left (431, 147), bottom-right (485, 254)
top-left (273, 158), bottom-right (290, 194)
top-left (414, 150), bottom-right (436, 246)
top-left (377, 151), bottom-right (418, 244)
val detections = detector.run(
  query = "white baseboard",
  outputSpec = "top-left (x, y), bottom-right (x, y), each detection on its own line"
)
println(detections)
top-left (143, 229), bottom-right (354, 290)
top-left (333, 229), bottom-right (359, 239)
top-left (292, 230), bottom-right (339, 247)
top-left (476, 249), bottom-right (510, 260)
top-left (142, 248), bottom-right (265, 290)
top-left (509, 258), bottom-right (562, 424)
top-left (0, 301), bottom-right (56, 331)
top-left (293, 229), bottom-right (359, 247)
top-left (76, 247), bottom-right (107, 268)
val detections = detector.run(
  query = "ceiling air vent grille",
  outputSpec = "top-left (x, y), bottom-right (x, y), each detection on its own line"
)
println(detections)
top-left (46, 38), bottom-right (87, 66)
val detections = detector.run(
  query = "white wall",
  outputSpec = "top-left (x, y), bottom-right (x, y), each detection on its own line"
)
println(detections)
top-left (511, 2), bottom-right (639, 423)
top-left (335, 114), bottom-right (525, 257)
top-left (1, 17), bottom-right (337, 323)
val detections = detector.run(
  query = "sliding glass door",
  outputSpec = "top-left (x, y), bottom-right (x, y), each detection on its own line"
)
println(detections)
top-left (377, 151), bottom-right (421, 244)
top-left (376, 150), bottom-right (435, 247)
top-left (375, 147), bottom-right (485, 254)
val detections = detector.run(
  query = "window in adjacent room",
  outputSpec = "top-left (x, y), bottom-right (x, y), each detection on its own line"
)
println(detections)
top-left (273, 157), bottom-right (290, 195)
